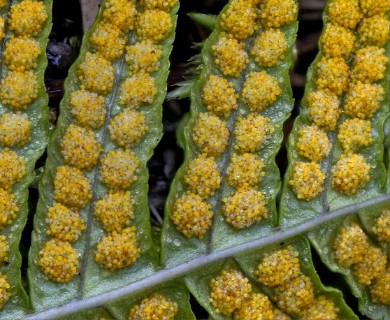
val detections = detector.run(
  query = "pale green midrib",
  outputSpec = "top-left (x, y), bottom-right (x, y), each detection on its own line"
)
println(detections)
top-left (25, 193), bottom-right (390, 320)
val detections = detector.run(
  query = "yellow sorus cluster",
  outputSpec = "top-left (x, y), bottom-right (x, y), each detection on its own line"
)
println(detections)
top-left (0, 236), bottom-right (9, 265)
top-left (219, 0), bottom-right (257, 40)
top-left (337, 119), bottom-right (372, 154)
top-left (250, 29), bottom-right (288, 67)
top-left (209, 269), bottom-right (252, 316)
top-left (69, 90), bottom-right (106, 129)
top-left (102, 0), bottom-right (136, 32)
top-left (350, 47), bottom-right (388, 83)
top-left (273, 309), bottom-right (290, 320)
top-left (298, 296), bottom-right (338, 320)
top-left (226, 153), bottom-right (264, 189)
top-left (78, 53), bottom-right (115, 95)
top-left (0, 113), bottom-right (31, 147)
top-left (212, 33), bottom-right (248, 78)
top-left (0, 17), bottom-right (4, 40)
top-left (202, 75), bottom-right (237, 118)
top-left (258, 0), bottom-right (297, 28)
top-left (0, 149), bottom-right (26, 189)
top-left (183, 154), bottom-right (221, 199)
top-left (0, 189), bottom-right (18, 230)
top-left (295, 125), bottom-right (332, 162)
top-left (255, 246), bottom-right (300, 287)
top-left (316, 57), bottom-right (349, 96)
top-left (192, 113), bottom-right (229, 157)
top-left (126, 41), bottom-right (162, 75)
top-left (0, 0), bottom-right (6, 9)
top-left (370, 269), bottom-right (390, 305)
top-left (95, 227), bottom-right (139, 270)
top-left (233, 292), bottom-right (274, 320)
top-left (46, 203), bottom-right (86, 243)
top-left (352, 246), bottom-right (387, 285)
top-left (99, 149), bottom-right (140, 190)
top-left (0, 274), bottom-right (11, 309)
top-left (139, 0), bottom-right (177, 10)
top-left (289, 162), bottom-right (325, 200)
top-left (119, 73), bottom-right (157, 109)
top-left (38, 239), bottom-right (79, 283)
top-left (360, 0), bottom-right (390, 16)
top-left (327, 0), bottom-right (361, 30)
top-left (234, 114), bottom-right (273, 153)
top-left (222, 188), bottom-right (267, 229)
top-left (0, 71), bottom-right (38, 110)
top-left (109, 109), bottom-right (149, 147)
top-left (60, 125), bottom-right (102, 170)
top-left (344, 82), bottom-right (384, 119)
top-left (358, 15), bottom-right (389, 47)
top-left (171, 192), bottom-right (213, 239)
top-left (94, 191), bottom-right (133, 233)
top-left (90, 22), bottom-right (126, 61)
top-left (321, 23), bottom-right (355, 59)
top-left (128, 294), bottom-right (178, 320)
top-left (136, 10), bottom-right (173, 43)
top-left (331, 154), bottom-right (370, 194)
top-left (3, 38), bottom-right (41, 71)
top-left (306, 90), bottom-right (341, 131)
top-left (242, 71), bottom-right (281, 112)
top-left (373, 209), bottom-right (390, 242)
top-left (53, 166), bottom-right (92, 208)
top-left (8, 0), bottom-right (47, 37)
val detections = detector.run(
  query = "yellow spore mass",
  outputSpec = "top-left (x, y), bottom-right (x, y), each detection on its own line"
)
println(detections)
top-left (0, 274), bottom-right (11, 310)
top-left (289, 162), bottom-right (325, 200)
top-left (242, 71), bottom-right (281, 112)
top-left (273, 309), bottom-right (290, 320)
top-left (0, 0), bottom-right (5, 9)
top-left (306, 90), bottom-right (341, 131)
top-left (226, 153), bottom-right (264, 189)
top-left (360, 0), bottom-right (390, 17)
top-left (298, 296), bottom-right (338, 320)
top-left (327, 0), bottom-right (362, 30)
top-left (222, 188), bottom-right (267, 229)
top-left (60, 125), bottom-right (102, 170)
top-left (90, 23), bottom-right (126, 61)
top-left (70, 90), bottom-right (107, 129)
top-left (233, 293), bottom-right (274, 320)
top-left (220, 0), bottom-right (257, 40)
top-left (54, 166), bottom-right (92, 208)
top-left (0, 149), bottom-right (26, 189)
top-left (259, 0), bottom-right (297, 28)
top-left (136, 10), bottom-right (172, 43)
top-left (78, 53), bottom-right (115, 95)
top-left (331, 154), bottom-right (370, 194)
top-left (102, 0), bottom-right (136, 32)
top-left (321, 23), bottom-right (355, 59)
top-left (46, 203), bottom-right (86, 243)
top-left (119, 73), bottom-right (156, 108)
top-left (0, 188), bottom-right (18, 230)
top-left (255, 246), bottom-right (300, 287)
top-left (109, 109), bottom-right (148, 147)
top-left (350, 46), bottom-right (388, 83)
top-left (192, 113), bottom-right (229, 157)
top-left (370, 268), bottom-right (390, 305)
top-left (0, 113), bottom-right (31, 147)
top-left (234, 114), bottom-right (272, 153)
top-left (183, 154), bottom-right (221, 199)
top-left (128, 294), bottom-right (178, 320)
top-left (316, 57), bottom-right (349, 96)
top-left (95, 227), bottom-right (139, 270)
top-left (0, 236), bottom-right (9, 265)
top-left (358, 15), bottom-right (390, 47)
top-left (344, 82), bottom-right (384, 119)
top-left (295, 125), bottom-right (332, 162)
top-left (99, 149), bottom-right (140, 190)
top-left (209, 269), bottom-right (252, 316)
top-left (202, 75), bottom-right (237, 118)
top-left (373, 209), bottom-right (390, 243)
top-left (275, 274), bottom-right (315, 315)
top-left (352, 246), bottom-right (387, 285)
top-left (3, 38), bottom-right (41, 71)
top-left (126, 41), bottom-right (162, 75)
top-left (251, 29), bottom-right (288, 67)
top-left (337, 119), bottom-right (372, 153)
top-left (212, 33), bottom-right (248, 77)
top-left (38, 239), bottom-right (79, 283)
top-left (0, 71), bottom-right (38, 110)
top-left (0, 17), bottom-right (5, 41)
top-left (94, 191), bottom-right (133, 233)
top-left (171, 192), bottom-right (213, 239)
top-left (139, 0), bottom-right (177, 11)
top-left (9, 0), bottom-right (47, 37)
